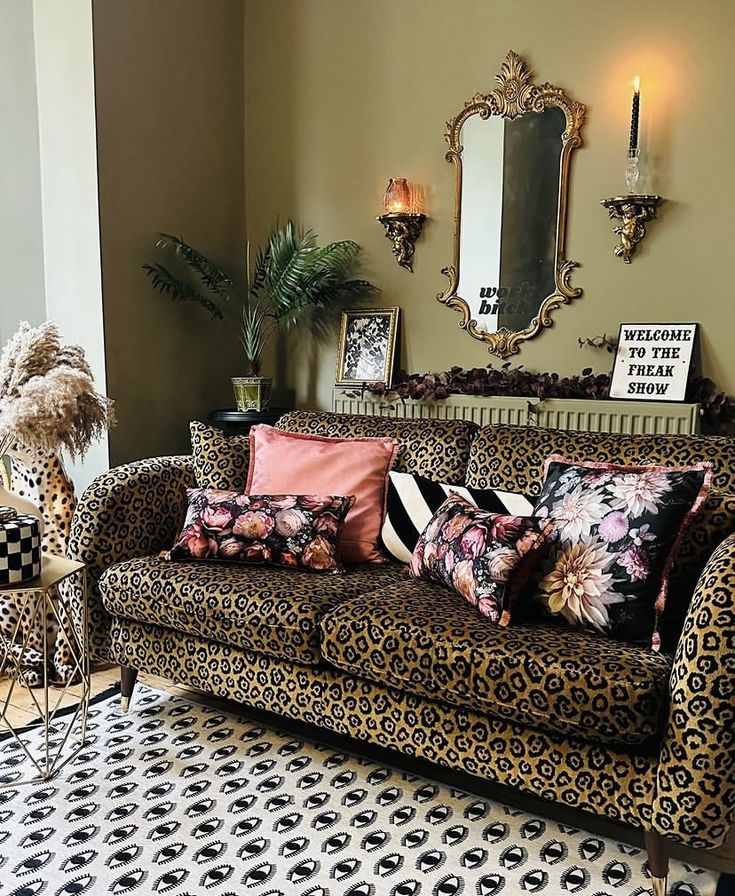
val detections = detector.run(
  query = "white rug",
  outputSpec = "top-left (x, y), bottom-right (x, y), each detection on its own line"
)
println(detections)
top-left (0, 684), bottom-right (723, 896)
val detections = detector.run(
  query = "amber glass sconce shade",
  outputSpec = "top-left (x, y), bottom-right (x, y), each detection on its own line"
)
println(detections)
top-left (377, 178), bottom-right (426, 272)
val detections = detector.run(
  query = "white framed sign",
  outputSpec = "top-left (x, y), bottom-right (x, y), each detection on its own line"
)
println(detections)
top-left (609, 323), bottom-right (697, 402)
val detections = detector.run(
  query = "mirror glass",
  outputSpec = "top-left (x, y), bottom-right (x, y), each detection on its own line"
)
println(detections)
top-left (458, 107), bottom-right (565, 335)
top-left (439, 51), bottom-right (585, 358)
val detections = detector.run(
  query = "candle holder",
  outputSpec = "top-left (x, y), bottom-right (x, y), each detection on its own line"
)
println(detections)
top-left (600, 194), bottom-right (662, 264)
top-left (377, 178), bottom-right (426, 272)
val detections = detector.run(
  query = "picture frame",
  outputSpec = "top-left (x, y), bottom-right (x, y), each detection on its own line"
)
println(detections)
top-left (609, 322), bottom-right (698, 402)
top-left (335, 307), bottom-right (399, 388)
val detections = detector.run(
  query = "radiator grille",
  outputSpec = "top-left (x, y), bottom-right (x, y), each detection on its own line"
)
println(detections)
top-left (331, 390), bottom-right (700, 435)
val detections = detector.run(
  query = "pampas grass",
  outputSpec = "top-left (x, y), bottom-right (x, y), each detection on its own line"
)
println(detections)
top-left (0, 322), bottom-right (113, 459)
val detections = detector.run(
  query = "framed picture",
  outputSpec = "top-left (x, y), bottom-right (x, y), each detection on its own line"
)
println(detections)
top-left (335, 307), bottom-right (399, 387)
top-left (609, 322), bottom-right (698, 402)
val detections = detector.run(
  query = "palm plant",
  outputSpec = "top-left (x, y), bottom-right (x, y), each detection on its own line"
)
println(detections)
top-left (144, 221), bottom-right (377, 375)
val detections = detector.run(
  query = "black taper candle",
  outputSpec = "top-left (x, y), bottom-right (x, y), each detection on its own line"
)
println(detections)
top-left (628, 82), bottom-right (640, 157)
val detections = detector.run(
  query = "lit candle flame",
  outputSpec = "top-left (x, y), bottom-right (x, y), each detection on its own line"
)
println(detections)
top-left (634, 75), bottom-right (640, 94)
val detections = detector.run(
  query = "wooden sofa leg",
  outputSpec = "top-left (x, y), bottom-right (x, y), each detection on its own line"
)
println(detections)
top-left (644, 830), bottom-right (669, 896)
top-left (120, 665), bottom-right (138, 712)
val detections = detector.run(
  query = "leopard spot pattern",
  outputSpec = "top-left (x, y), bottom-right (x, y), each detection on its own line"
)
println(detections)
top-left (319, 580), bottom-right (673, 747)
top-left (189, 421), bottom-right (250, 491)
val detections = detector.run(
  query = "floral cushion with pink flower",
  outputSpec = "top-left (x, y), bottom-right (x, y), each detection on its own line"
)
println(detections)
top-left (409, 494), bottom-right (554, 625)
top-left (166, 490), bottom-right (355, 574)
top-left (531, 455), bottom-right (712, 649)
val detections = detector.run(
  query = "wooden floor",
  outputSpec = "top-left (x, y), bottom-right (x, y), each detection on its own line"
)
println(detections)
top-left (2, 667), bottom-right (734, 875)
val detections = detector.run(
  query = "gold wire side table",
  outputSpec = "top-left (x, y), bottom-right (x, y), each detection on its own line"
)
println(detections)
top-left (0, 554), bottom-right (89, 787)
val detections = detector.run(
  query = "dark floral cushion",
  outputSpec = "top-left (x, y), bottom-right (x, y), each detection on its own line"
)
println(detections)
top-left (409, 494), bottom-right (553, 624)
top-left (189, 421), bottom-right (249, 491)
top-left (532, 455), bottom-right (712, 648)
top-left (167, 489), bottom-right (355, 574)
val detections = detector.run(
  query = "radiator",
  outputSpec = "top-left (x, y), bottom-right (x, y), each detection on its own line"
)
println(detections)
top-left (331, 389), bottom-right (700, 435)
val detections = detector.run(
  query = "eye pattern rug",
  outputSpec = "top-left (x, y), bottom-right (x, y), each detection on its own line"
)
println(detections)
top-left (0, 685), bottom-right (728, 896)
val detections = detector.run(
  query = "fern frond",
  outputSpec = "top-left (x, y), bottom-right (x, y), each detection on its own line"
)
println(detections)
top-left (142, 263), bottom-right (224, 319)
top-left (155, 233), bottom-right (233, 302)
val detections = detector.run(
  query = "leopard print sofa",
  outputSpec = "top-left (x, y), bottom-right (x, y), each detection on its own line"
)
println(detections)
top-left (68, 412), bottom-right (735, 858)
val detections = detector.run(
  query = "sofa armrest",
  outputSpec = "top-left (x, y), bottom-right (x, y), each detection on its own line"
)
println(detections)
top-left (67, 455), bottom-right (195, 662)
top-left (653, 531), bottom-right (735, 848)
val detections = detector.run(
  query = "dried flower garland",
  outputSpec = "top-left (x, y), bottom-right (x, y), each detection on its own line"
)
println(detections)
top-left (354, 364), bottom-right (735, 429)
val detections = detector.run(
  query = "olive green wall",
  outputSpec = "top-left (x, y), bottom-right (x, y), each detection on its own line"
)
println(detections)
top-left (93, 0), bottom-right (246, 464)
top-left (244, 0), bottom-right (735, 410)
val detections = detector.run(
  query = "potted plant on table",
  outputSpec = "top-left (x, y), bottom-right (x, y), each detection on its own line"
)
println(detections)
top-left (144, 221), bottom-right (377, 411)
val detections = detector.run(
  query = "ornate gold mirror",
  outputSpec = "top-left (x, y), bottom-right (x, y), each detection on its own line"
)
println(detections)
top-left (438, 51), bottom-right (586, 358)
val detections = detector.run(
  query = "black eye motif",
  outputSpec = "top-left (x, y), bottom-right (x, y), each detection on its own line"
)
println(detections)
top-left (176, 744), bottom-right (202, 760)
top-left (106, 765), bottom-right (135, 782)
top-left (273, 812), bottom-right (302, 834)
top-left (152, 868), bottom-right (189, 893)
top-left (250, 759), bottom-right (276, 776)
top-left (66, 768), bottom-right (96, 784)
top-left (374, 853), bottom-right (403, 877)
top-left (460, 847), bottom-right (488, 869)
top-left (199, 864), bottom-right (234, 888)
top-left (303, 792), bottom-right (329, 811)
top-left (20, 827), bottom-right (54, 847)
top-left (60, 850), bottom-right (97, 873)
top-left (331, 858), bottom-right (360, 880)
top-left (350, 810), bottom-right (376, 828)
top-left (285, 756), bottom-right (311, 773)
top-left (55, 874), bottom-right (96, 895)
top-left (346, 885), bottom-right (374, 896)
top-left (416, 849), bottom-right (446, 873)
top-left (12, 851), bottom-right (53, 875)
top-left (23, 806), bottom-right (55, 824)
top-left (230, 817), bottom-right (259, 838)
top-left (434, 874), bottom-right (463, 896)
top-left (106, 803), bottom-right (137, 822)
top-left (147, 821), bottom-right (181, 842)
top-left (193, 840), bottom-right (227, 863)
top-left (153, 842), bottom-right (187, 864)
top-left (26, 786), bottom-right (58, 804)
top-left (109, 868), bottom-right (148, 894)
top-left (107, 783), bottom-right (137, 800)
top-left (220, 777), bottom-right (249, 796)
top-left (104, 825), bottom-right (136, 845)
top-left (241, 862), bottom-right (275, 887)
top-left (182, 780), bottom-right (210, 799)
top-left (144, 801), bottom-right (176, 821)
top-left (363, 830), bottom-right (390, 852)
top-left (185, 798), bottom-right (215, 818)
top-left (342, 788), bottom-right (367, 808)
top-left (390, 881), bottom-right (420, 896)
top-left (180, 763), bottom-right (208, 779)
top-left (107, 845), bottom-right (143, 869)
top-left (143, 782), bottom-right (174, 800)
top-left (280, 836), bottom-right (308, 857)
top-left (288, 858), bottom-right (320, 883)
top-left (426, 804), bottom-right (452, 824)
top-left (236, 837), bottom-right (268, 858)
top-left (63, 825), bottom-right (99, 846)
top-left (322, 832), bottom-right (351, 854)
top-left (442, 825), bottom-right (468, 847)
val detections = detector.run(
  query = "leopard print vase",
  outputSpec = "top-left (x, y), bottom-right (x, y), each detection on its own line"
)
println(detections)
top-left (0, 450), bottom-right (77, 685)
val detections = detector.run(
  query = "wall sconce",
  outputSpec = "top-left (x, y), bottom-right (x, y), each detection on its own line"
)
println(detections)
top-left (601, 76), bottom-right (663, 263)
top-left (377, 178), bottom-right (426, 272)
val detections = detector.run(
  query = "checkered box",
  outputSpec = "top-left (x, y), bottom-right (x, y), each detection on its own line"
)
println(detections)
top-left (0, 509), bottom-right (41, 585)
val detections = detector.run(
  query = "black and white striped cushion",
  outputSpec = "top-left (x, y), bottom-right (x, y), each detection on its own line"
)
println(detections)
top-left (380, 471), bottom-right (534, 563)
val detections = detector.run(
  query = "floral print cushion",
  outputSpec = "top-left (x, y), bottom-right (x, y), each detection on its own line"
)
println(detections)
top-left (532, 455), bottom-right (712, 648)
top-left (409, 494), bottom-right (554, 624)
top-left (167, 489), bottom-right (355, 574)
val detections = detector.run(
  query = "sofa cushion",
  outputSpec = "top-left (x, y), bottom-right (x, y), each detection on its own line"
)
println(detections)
top-left (190, 421), bottom-right (249, 491)
top-left (276, 411), bottom-right (478, 483)
top-left (100, 555), bottom-right (405, 666)
top-left (320, 582), bottom-right (672, 746)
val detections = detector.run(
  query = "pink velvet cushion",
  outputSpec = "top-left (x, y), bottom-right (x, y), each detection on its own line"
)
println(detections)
top-left (246, 425), bottom-right (399, 563)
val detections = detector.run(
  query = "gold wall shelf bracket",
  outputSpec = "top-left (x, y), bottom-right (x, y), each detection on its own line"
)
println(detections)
top-left (377, 212), bottom-right (426, 272)
top-left (600, 194), bottom-right (663, 263)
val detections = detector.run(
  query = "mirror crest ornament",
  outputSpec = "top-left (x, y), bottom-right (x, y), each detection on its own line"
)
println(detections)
top-left (438, 51), bottom-right (586, 358)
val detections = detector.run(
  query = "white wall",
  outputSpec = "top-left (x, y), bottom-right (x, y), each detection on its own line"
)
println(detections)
top-left (0, 0), bottom-right (46, 341)
top-left (32, 0), bottom-right (109, 493)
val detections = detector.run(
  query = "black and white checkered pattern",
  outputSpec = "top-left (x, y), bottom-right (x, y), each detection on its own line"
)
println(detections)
top-left (0, 509), bottom-right (41, 585)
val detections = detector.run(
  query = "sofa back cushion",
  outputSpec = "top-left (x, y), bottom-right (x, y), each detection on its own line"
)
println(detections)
top-left (467, 424), bottom-right (735, 647)
top-left (190, 421), bottom-right (249, 491)
top-left (276, 411), bottom-right (478, 483)
top-left (467, 425), bottom-right (735, 495)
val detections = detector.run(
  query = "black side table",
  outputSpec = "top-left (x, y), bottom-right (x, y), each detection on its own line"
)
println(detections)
top-left (208, 408), bottom-right (293, 437)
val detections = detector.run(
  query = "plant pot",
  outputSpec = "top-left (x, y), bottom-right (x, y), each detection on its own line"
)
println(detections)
top-left (231, 376), bottom-right (272, 413)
